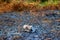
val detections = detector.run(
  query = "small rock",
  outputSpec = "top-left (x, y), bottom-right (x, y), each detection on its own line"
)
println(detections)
top-left (23, 25), bottom-right (32, 32)
top-left (34, 35), bottom-right (39, 38)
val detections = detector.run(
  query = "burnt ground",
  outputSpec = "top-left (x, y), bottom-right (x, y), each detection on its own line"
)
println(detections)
top-left (0, 10), bottom-right (60, 40)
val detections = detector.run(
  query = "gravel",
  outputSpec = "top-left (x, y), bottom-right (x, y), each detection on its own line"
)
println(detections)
top-left (0, 10), bottom-right (60, 40)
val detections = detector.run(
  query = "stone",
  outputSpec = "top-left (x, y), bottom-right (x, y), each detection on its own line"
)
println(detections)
top-left (23, 25), bottom-right (32, 32)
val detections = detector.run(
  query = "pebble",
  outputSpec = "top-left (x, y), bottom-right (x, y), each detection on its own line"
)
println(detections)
top-left (33, 35), bottom-right (39, 38)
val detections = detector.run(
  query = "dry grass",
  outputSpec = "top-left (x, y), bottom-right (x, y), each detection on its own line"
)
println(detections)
top-left (0, 3), bottom-right (13, 13)
top-left (0, 0), bottom-right (60, 13)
